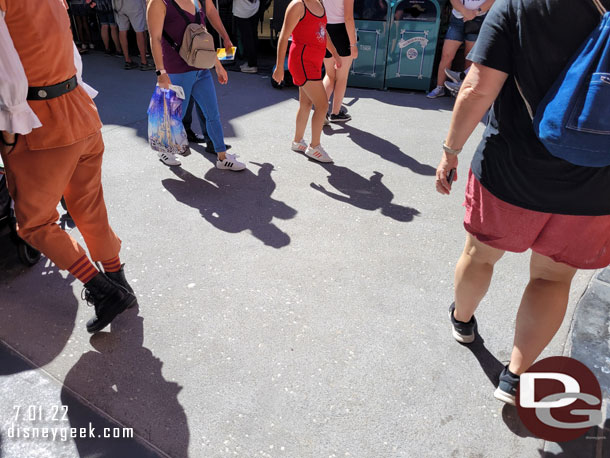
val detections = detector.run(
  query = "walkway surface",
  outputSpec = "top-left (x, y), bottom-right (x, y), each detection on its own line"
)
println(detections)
top-left (0, 52), bottom-right (608, 458)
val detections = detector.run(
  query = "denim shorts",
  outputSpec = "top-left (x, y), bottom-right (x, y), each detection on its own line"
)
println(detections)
top-left (445, 13), bottom-right (485, 42)
top-left (97, 10), bottom-right (116, 25)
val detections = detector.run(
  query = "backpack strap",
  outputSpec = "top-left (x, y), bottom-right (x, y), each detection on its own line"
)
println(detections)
top-left (162, 0), bottom-right (202, 52)
top-left (592, 0), bottom-right (607, 15)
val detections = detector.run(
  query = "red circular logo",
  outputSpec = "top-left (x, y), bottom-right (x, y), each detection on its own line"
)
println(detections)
top-left (516, 356), bottom-right (602, 442)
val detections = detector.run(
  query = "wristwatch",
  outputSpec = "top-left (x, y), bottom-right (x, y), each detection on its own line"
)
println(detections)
top-left (155, 69), bottom-right (167, 76)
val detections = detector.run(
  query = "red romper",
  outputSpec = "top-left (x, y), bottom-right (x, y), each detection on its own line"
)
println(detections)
top-left (288, 0), bottom-right (327, 86)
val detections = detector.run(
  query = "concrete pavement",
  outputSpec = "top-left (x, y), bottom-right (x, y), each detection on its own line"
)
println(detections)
top-left (0, 52), bottom-right (608, 458)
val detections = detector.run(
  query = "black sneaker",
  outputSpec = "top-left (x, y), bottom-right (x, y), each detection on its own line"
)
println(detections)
top-left (329, 112), bottom-right (352, 123)
top-left (139, 61), bottom-right (155, 71)
top-left (494, 365), bottom-right (520, 405)
top-left (83, 272), bottom-right (137, 334)
top-left (448, 303), bottom-right (477, 344)
top-left (104, 264), bottom-right (138, 309)
top-left (205, 142), bottom-right (231, 154)
top-left (124, 61), bottom-right (138, 70)
top-left (186, 129), bottom-right (207, 143)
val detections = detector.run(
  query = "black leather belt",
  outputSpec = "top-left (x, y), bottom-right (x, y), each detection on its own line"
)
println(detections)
top-left (27, 76), bottom-right (78, 101)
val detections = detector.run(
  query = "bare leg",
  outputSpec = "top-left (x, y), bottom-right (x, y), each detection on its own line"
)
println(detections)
top-left (300, 80), bottom-right (328, 147)
top-left (329, 56), bottom-right (353, 115)
top-left (464, 40), bottom-right (476, 70)
top-left (294, 87), bottom-right (312, 143)
top-left (110, 25), bottom-right (121, 54)
top-left (453, 233), bottom-right (505, 322)
top-left (119, 30), bottom-right (131, 62)
top-left (435, 39), bottom-right (462, 86)
top-left (508, 253), bottom-right (577, 375)
top-left (323, 58), bottom-right (336, 107)
top-left (136, 31), bottom-right (149, 64)
top-left (100, 24), bottom-right (110, 51)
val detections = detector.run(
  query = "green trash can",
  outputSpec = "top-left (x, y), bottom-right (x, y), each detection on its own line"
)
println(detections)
top-left (348, 0), bottom-right (391, 89)
top-left (384, 0), bottom-right (441, 91)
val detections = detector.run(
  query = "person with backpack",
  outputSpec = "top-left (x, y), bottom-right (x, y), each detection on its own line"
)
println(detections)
top-left (147, 0), bottom-right (245, 170)
top-left (435, 0), bottom-right (610, 405)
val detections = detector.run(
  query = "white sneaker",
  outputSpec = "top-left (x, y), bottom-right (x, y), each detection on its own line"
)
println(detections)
top-left (158, 151), bottom-right (181, 166)
top-left (305, 144), bottom-right (333, 163)
top-left (444, 81), bottom-right (462, 97)
top-left (291, 139), bottom-right (308, 153)
top-left (216, 153), bottom-right (246, 171)
top-left (426, 85), bottom-right (446, 98)
top-left (444, 67), bottom-right (468, 84)
top-left (240, 64), bottom-right (258, 74)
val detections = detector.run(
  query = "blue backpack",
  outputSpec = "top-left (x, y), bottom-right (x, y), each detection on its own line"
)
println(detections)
top-left (517, 0), bottom-right (610, 167)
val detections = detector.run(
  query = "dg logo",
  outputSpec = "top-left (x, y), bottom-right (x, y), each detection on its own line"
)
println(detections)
top-left (516, 356), bottom-right (603, 441)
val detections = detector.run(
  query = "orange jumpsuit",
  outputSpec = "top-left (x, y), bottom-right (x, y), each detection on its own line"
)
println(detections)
top-left (0, 0), bottom-right (121, 270)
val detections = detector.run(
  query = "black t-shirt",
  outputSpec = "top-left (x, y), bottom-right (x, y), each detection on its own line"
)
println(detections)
top-left (468, 0), bottom-right (610, 216)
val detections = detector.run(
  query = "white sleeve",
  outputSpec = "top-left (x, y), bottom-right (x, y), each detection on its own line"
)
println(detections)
top-left (0, 12), bottom-right (42, 134)
top-left (73, 43), bottom-right (99, 99)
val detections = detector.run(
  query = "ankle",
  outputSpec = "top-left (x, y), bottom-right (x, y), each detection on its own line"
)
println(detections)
top-left (452, 306), bottom-right (473, 323)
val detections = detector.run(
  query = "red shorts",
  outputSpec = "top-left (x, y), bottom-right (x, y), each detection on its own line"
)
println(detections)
top-left (288, 42), bottom-right (325, 86)
top-left (463, 170), bottom-right (610, 269)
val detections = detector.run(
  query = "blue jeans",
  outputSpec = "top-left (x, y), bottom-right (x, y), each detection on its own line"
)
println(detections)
top-left (169, 70), bottom-right (226, 153)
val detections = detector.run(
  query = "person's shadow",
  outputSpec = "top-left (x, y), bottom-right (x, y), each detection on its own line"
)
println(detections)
top-left (325, 124), bottom-right (437, 175)
top-left (310, 164), bottom-right (420, 222)
top-left (61, 314), bottom-right (189, 458)
top-left (162, 162), bottom-right (297, 248)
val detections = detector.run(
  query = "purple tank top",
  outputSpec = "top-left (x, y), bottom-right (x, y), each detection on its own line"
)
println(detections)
top-left (162, 0), bottom-right (206, 74)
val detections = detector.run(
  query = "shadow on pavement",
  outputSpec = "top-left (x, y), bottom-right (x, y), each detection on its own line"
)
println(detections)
top-left (162, 162), bottom-right (297, 248)
top-left (61, 314), bottom-right (188, 458)
top-left (463, 332), bottom-right (505, 389)
top-left (310, 164), bottom-right (420, 222)
top-left (537, 419), bottom-right (609, 457)
top-left (324, 123), bottom-right (437, 176)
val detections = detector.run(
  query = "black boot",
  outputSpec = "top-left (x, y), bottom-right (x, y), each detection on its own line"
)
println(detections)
top-left (83, 272), bottom-right (137, 334)
top-left (105, 264), bottom-right (138, 309)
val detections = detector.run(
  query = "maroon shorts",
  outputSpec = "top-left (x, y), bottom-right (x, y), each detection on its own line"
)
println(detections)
top-left (463, 170), bottom-right (610, 269)
top-left (288, 42), bottom-right (325, 86)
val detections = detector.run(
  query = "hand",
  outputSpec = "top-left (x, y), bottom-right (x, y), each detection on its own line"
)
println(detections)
top-left (1, 132), bottom-right (17, 156)
top-left (462, 9), bottom-right (477, 21)
top-left (435, 152), bottom-right (459, 195)
top-left (272, 66), bottom-right (284, 84)
top-left (333, 54), bottom-right (342, 69)
top-left (350, 44), bottom-right (358, 59)
top-left (157, 73), bottom-right (171, 89)
top-left (223, 39), bottom-right (234, 52)
top-left (216, 63), bottom-right (228, 84)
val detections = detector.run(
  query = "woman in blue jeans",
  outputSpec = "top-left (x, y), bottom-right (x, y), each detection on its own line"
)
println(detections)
top-left (427, 0), bottom-right (494, 98)
top-left (147, 0), bottom-right (246, 170)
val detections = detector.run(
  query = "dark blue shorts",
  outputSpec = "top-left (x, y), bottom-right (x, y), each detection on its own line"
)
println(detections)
top-left (445, 13), bottom-right (485, 43)
top-left (97, 10), bottom-right (116, 25)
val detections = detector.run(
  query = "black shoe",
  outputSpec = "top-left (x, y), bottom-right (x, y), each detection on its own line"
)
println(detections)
top-left (105, 264), bottom-right (138, 309)
top-left (83, 272), bottom-right (137, 334)
top-left (494, 365), bottom-right (520, 405)
top-left (205, 142), bottom-right (231, 154)
top-left (186, 129), bottom-right (207, 143)
top-left (329, 112), bottom-right (352, 123)
top-left (124, 61), bottom-right (138, 70)
top-left (448, 303), bottom-right (476, 344)
top-left (139, 61), bottom-right (155, 71)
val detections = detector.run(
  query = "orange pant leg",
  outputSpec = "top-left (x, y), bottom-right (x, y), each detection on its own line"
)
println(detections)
top-left (2, 132), bottom-right (121, 270)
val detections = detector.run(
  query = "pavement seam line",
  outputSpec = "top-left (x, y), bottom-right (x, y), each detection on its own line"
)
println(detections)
top-left (0, 338), bottom-right (173, 458)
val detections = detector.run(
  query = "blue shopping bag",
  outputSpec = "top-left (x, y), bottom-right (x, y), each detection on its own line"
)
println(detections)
top-left (147, 86), bottom-right (190, 157)
top-left (523, 2), bottom-right (610, 167)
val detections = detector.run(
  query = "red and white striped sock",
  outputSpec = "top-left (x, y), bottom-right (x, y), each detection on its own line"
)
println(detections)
top-left (101, 255), bottom-right (122, 273)
top-left (68, 255), bottom-right (98, 284)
